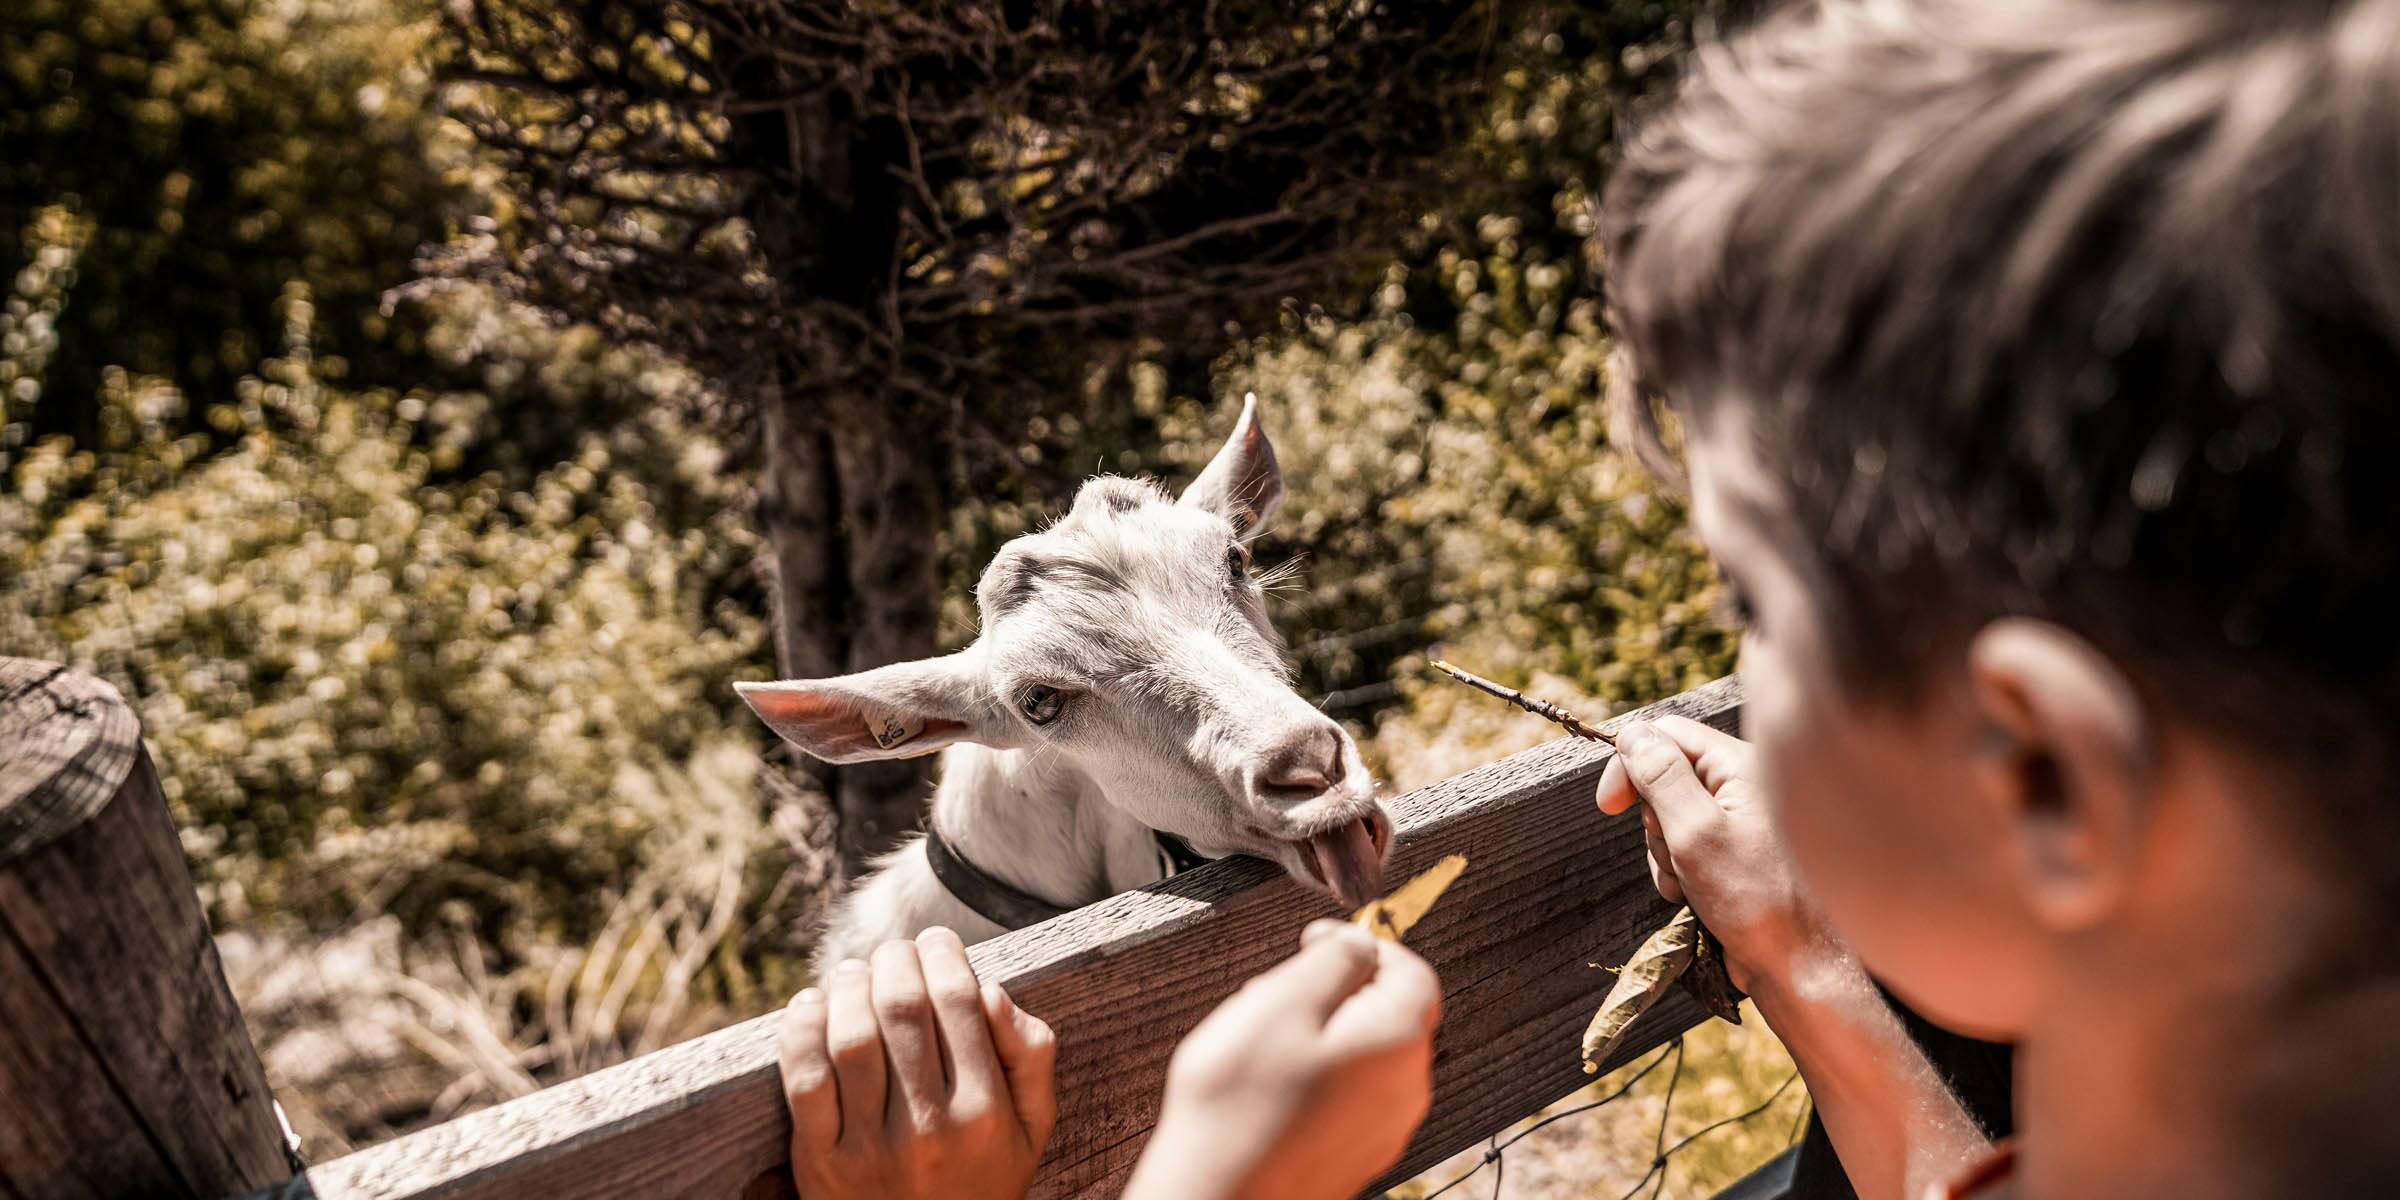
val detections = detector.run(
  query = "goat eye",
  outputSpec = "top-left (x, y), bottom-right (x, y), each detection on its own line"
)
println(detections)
top-left (1020, 685), bottom-right (1066, 726)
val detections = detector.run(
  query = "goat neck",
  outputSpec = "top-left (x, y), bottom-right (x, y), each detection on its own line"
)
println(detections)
top-left (929, 741), bottom-right (1167, 911)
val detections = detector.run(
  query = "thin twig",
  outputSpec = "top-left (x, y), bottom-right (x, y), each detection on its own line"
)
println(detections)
top-left (1428, 658), bottom-right (1616, 744)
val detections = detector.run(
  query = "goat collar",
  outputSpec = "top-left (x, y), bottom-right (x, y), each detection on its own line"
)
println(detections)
top-left (923, 825), bottom-right (1218, 933)
top-left (1154, 829), bottom-right (1213, 875)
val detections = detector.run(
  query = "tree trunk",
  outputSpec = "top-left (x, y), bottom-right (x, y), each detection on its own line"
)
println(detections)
top-left (827, 400), bottom-right (946, 871)
top-left (754, 375), bottom-right (949, 878)
top-left (756, 381), bottom-right (844, 681)
top-left (736, 80), bottom-right (929, 879)
top-left (755, 375), bottom-right (843, 820)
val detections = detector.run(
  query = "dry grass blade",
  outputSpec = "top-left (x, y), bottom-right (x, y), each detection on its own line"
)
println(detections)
top-left (1351, 853), bottom-right (1468, 942)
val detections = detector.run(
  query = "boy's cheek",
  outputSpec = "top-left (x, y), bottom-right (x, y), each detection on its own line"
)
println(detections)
top-left (1740, 639), bottom-right (1899, 913)
top-left (1773, 729), bottom-right (1978, 1018)
top-left (1748, 652), bottom-right (2041, 1034)
top-left (1753, 700), bottom-right (1915, 932)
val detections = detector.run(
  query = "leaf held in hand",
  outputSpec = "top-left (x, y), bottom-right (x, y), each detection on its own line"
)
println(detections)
top-left (1581, 906), bottom-right (1703, 1073)
top-left (1350, 853), bottom-right (1467, 943)
top-left (1680, 928), bottom-right (1747, 1025)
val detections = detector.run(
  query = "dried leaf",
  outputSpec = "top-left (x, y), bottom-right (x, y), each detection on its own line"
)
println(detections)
top-left (1679, 926), bottom-right (1747, 1024)
top-left (1581, 906), bottom-right (1703, 1073)
top-left (1350, 853), bottom-right (1467, 943)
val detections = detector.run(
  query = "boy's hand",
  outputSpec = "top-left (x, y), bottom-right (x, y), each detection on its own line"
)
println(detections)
top-left (1595, 716), bottom-right (1840, 999)
top-left (777, 927), bottom-right (1057, 1200)
top-left (1123, 920), bottom-right (1442, 1200)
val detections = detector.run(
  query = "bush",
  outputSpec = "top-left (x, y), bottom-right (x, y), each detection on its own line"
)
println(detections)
top-left (2, 223), bottom-right (819, 1149)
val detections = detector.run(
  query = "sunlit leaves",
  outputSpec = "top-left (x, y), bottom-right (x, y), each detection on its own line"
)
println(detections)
top-left (1, 291), bottom-right (770, 944)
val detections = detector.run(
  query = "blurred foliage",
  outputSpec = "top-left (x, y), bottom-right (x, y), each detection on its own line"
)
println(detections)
top-left (3, 220), bottom-right (771, 939)
top-left (0, 0), bottom-right (466, 444)
top-left (1396, 1002), bottom-right (1807, 1199)
top-left (0, 0), bottom-right (816, 1151)
top-left (0, 209), bottom-right (816, 1148)
top-left (1159, 12), bottom-right (1739, 736)
top-left (432, 0), bottom-right (1511, 434)
top-left (218, 737), bottom-right (798, 1154)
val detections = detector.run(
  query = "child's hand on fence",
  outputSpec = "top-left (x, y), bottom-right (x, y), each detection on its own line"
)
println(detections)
top-left (1594, 716), bottom-right (1841, 999)
top-left (776, 926), bottom-right (1057, 1200)
top-left (1122, 920), bottom-right (1441, 1200)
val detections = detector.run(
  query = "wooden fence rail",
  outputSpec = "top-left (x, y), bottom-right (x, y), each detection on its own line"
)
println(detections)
top-left (0, 656), bottom-right (1746, 1200)
top-left (251, 675), bottom-right (1745, 1200)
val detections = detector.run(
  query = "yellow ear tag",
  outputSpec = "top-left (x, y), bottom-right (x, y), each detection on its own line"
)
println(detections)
top-left (1350, 853), bottom-right (1467, 943)
top-left (865, 711), bottom-right (925, 750)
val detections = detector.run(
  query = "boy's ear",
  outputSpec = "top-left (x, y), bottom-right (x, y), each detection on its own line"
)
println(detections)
top-left (736, 652), bottom-right (1017, 764)
top-left (1179, 391), bottom-right (1283, 541)
top-left (1965, 619), bottom-right (2155, 932)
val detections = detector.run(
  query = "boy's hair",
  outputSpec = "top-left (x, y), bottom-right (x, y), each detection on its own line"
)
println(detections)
top-left (1602, 0), bottom-right (2400, 906)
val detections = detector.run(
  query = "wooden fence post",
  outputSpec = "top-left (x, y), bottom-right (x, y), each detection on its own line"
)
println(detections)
top-left (0, 658), bottom-right (291, 1199)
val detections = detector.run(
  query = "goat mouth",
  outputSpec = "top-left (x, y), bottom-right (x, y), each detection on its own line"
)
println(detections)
top-left (1292, 810), bottom-right (1392, 909)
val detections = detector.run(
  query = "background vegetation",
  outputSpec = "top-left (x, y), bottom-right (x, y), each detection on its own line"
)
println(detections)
top-left (3, 0), bottom-right (1779, 1190)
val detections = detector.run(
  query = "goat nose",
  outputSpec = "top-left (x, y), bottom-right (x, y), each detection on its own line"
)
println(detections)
top-left (1260, 724), bottom-right (1344, 799)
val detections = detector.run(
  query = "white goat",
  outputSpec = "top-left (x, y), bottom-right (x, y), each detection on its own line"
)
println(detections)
top-left (739, 397), bottom-right (1392, 968)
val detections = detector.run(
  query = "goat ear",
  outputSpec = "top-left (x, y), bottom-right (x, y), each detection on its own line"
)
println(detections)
top-left (736, 653), bottom-right (1014, 764)
top-left (1179, 391), bottom-right (1283, 540)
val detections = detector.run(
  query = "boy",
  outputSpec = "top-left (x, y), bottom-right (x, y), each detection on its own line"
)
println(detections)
top-left (776, 1), bottom-right (2400, 1195)
top-left (1589, 0), bottom-right (2400, 1193)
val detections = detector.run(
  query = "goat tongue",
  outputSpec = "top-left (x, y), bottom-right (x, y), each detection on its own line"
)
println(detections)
top-left (1309, 818), bottom-right (1386, 910)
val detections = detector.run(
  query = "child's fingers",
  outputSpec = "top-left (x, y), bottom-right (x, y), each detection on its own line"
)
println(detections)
top-left (1300, 916), bottom-right (1349, 945)
top-left (1595, 752), bottom-right (1640, 816)
top-left (1605, 726), bottom-right (1699, 902)
top-left (870, 939), bottom-right (946, 1127)
top-left (914, 926), bottom-right (1004, 1110)
top-left (1649, 712), bottom-right (1747, 752)
top-left (823, 958), bottom-right (886, 1146)
top-left (1648, 714), bottom-right (1754, 792)
top-left (1643, 808), bottom-right (1685, 903)
top-left (1613, 721), bottom-right (1724, 851)
top-left (982, 982), bottom-right (1059, 1148)
top-left (1324, 938), bottom-right (1443, 1051)
top-left (776, 987), bottom-right (842, 1151)
top-left (1248, 923), bottom-right (1380, 1022)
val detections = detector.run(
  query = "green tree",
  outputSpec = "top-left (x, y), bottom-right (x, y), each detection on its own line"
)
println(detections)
top-left (441, 0), bottom-right (1526, 872)
top-left (1124, 6), bottom-right (1742, 729)
top-left (1, 251), bottom-right (768, 937)
top-left (1, 240), bottom-right (804, 1146)
top-left (0, 0), bottom-right (463, 450)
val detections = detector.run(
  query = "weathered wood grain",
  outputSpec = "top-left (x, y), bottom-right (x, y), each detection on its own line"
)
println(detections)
top-left (251, 675), bottom-right (1745, 1200)
top-left (0, 659), bottom-right (290, 1200)
top-left (0, 658), bottom-right (138, 861)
